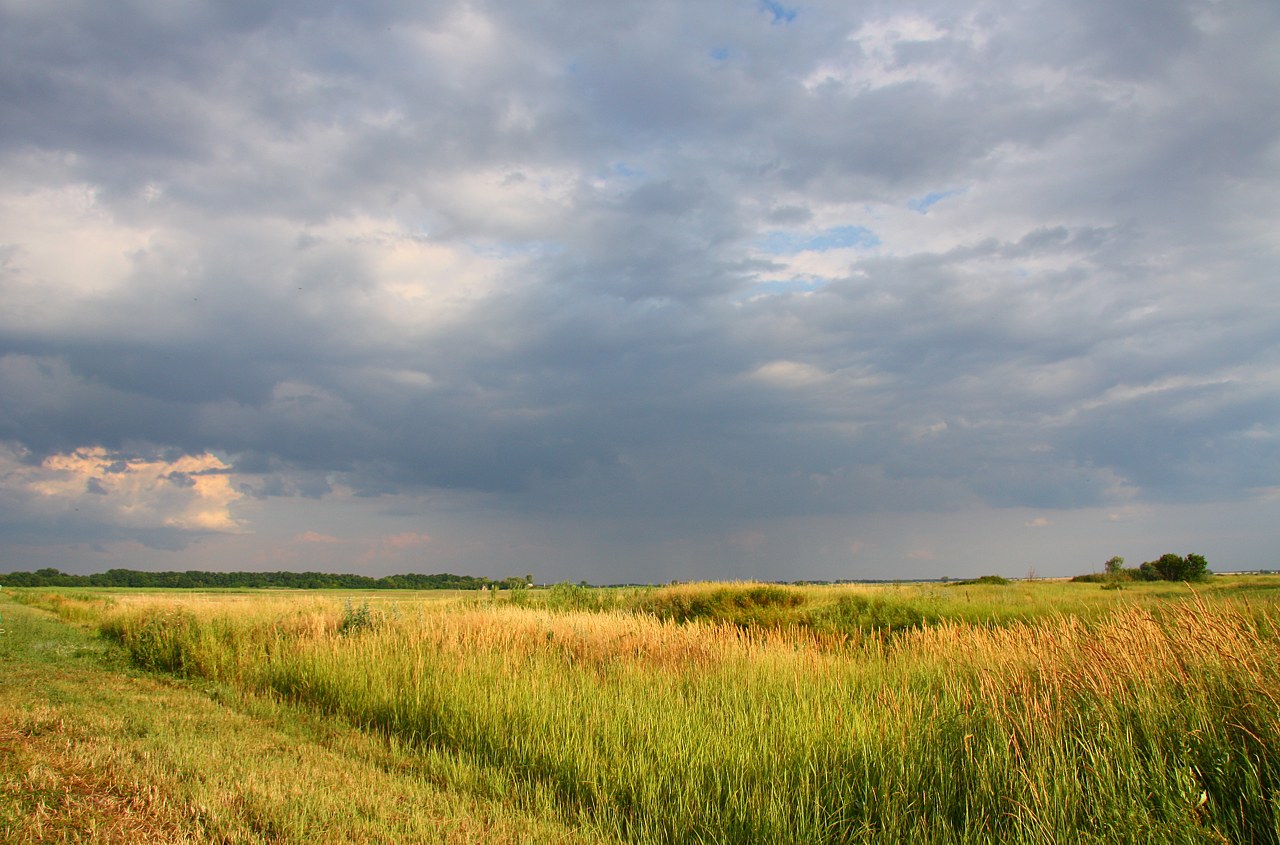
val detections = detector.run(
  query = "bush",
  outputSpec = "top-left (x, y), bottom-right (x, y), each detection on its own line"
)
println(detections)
top-left (634, 584), bottom-right (806, 628)
top-left (807, 593), bottom-right (939, 636)
top-left (540, 583), bottom-right (623, 613)
top-left (951, 575), bottom-right (1011, 586)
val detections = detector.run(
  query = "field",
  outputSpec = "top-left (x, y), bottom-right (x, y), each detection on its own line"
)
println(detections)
top-left (3, 577), bottom-right (1279, 843)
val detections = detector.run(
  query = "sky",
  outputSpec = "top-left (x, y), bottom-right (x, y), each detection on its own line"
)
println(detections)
top-left (1, 0), bottom-right (1278, 583)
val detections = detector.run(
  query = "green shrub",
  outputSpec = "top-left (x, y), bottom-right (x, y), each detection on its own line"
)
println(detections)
top-left (101, 609), bottom-right (201, 674)
top-left (338, 600), bottom-right (378, 635)
top-left (634, 584), bottom-right (806, 628)
top-left (540, 583), bottom-right (624, 612)
top-left (808, 593), bottom-right (940, 635)
top-left (952, 575), bottom-right (1011, 586)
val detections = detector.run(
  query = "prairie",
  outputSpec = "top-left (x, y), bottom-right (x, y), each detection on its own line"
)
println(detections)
top-left (3, 577), bottom-right (1279, 843)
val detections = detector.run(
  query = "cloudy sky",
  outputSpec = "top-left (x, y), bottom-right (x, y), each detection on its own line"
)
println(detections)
top-left (2, 0), bottom-right (1277, 583)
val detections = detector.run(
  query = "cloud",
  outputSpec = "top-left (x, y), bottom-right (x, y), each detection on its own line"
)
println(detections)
top-left (0, 0), bottom-right (1277, 579)
top-left (359, 531), bottom-right (433, 565)
top-left (727, 530), bottom-right (767, 551)
top-left (382, 532), bottom-right (433, 550)
top-left (294, 531), bottom-right (342, 544)
top-left (0, 444), bottom-right (244, 542)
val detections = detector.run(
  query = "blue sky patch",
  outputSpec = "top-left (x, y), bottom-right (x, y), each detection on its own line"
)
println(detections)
top-left (612, 161), bottom-right (645, 179)
top-left (467, 239), bottom-right (564, 259)
top-left (761, 1), bottom-right (797, 24)
top-left (908, 188), bottom-right (966, 214)
top-left (758, 225), bottom-right (880, 255)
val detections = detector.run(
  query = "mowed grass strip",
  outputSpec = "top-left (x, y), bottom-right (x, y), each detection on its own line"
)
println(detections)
top-left (0, 595), bottom-right (614, 844)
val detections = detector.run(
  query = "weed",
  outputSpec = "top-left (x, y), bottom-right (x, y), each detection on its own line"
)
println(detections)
top-left (338, 600), bottom-right (377, 635)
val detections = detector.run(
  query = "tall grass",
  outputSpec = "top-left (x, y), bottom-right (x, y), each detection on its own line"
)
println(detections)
top-left (627, 578), bottom-right (1230, 633)
top-left (19, 584), bottom-right (1280, 843)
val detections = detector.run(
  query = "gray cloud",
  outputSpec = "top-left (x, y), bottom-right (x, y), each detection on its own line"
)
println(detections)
top-left (1, 0), bottom-right (1277, 577)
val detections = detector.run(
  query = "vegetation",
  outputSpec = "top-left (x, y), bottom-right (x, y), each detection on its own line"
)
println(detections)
top-left (1139, 552), bottom-right (1210, 582)
top-left (4, 576), bottom-right (1279, 843)
top-left (0, 593), bottom-right (599, 844)
top-left (1074, 553), bottom-right (1212, 584)
top-left (0, 567), bottom-right (503, 590)
top-left (949, 574), bottom-right (1012, 586)
top-left (630, 582), bottom-right (805, 627)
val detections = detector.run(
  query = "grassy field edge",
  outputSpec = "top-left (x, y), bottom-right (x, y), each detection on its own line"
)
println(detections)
top-left (0, 594), bottom-right (611, 845)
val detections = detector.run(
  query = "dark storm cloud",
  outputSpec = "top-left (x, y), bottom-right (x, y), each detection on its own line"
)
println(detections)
top-left (1, 0), bottom-right (1277, 568)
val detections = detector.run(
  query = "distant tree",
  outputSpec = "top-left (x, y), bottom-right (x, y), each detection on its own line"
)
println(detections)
top-left (1138, 553), bottom-right (1210, 582)
top-left (1104, 556), bottom-right (1125, 576)
top-left (0, 567), bottom-right (498, 590)
top-left (1184, 553), bottom-right (1209, 581)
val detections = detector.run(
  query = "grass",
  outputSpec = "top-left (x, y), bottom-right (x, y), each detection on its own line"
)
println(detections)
top-left (0, 594), bottom-right (613, 844)
top-left (621, 577), bottom-right (1269, 633)
top-left (5, 578), bottom-right (1280, 843)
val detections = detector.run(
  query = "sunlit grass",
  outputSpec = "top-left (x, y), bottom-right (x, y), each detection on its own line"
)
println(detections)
top-left (0, 594), bottom-right (613, 844)
top-left (10, 577), bottom-right (1277, 843)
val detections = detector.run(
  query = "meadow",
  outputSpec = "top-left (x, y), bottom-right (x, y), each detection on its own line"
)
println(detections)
top-left (3, 577), bottom-right (1279, 843)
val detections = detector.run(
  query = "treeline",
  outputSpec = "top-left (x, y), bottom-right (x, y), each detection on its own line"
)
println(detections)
top-left (1073, 553), bottom-right (1210, 584)
top-left (0, 567), bottom-right (498, 590)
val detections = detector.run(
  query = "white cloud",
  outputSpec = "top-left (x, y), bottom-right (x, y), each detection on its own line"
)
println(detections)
top-left (1, 445), bottom-right (244, 533)
top-left (0, 184), bottom-right (155, 329)
top-left (750, 360), bottom-right (829, 388)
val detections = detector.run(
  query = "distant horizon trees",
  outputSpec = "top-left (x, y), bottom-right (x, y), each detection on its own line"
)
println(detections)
top-left (0, 567), bottom-right (506, 590)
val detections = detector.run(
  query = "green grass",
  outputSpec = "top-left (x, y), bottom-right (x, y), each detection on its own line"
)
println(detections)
top-left (0, 593), bottom-right (613, 844)
top-left (6, 578), bottom-right (1280, 843)
top-left (619, 577), bottom-right (1272, 634)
